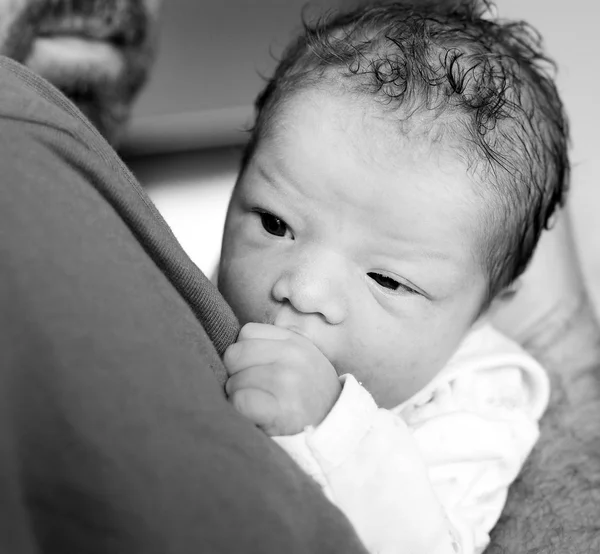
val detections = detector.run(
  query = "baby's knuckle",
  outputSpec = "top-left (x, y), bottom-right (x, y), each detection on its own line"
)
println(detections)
top-left (223, 343), bottom-right (240, 368)
top-left (238, 322), bottom-right (260, 340)
top-left (231, 389), bottom-right (252, 415)
top-left (224, 377), bottom-right (235, 397)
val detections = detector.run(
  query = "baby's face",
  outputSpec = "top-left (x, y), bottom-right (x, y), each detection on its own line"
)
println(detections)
top-left (219, 89), bottom-right (488, 407)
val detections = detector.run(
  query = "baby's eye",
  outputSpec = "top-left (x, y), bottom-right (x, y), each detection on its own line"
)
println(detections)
top-left (368, 272), bottom-right (416, 294)
top-left (258, 211), bottom-right (290, 238)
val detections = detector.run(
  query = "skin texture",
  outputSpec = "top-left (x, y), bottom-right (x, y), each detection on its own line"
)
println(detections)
top-left (219, 88), bottom-right (491, 426)
top-left (0, 0), bottom-right (162, 144)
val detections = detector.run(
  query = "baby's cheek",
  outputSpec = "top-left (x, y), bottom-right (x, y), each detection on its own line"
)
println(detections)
top-left (227, 279), bottom-right (271, 326)
top-left (333, 334), bottom-right (377, 384)
top-left (345, 328), bottom-right (427, 407)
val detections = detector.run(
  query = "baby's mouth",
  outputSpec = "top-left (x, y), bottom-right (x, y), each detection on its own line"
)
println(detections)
top-left (272, 319), bottom-right (329, 357)
top-left (283, 325), bottom-right (315, 343)
top-left (271, 312), bottom-right (315, 344)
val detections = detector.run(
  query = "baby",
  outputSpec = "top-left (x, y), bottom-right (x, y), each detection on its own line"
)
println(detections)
top-left (218, 1), bottom-right (567, 552)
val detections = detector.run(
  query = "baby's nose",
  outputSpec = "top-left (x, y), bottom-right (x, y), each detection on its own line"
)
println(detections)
top-left (271, 253), bottom-right (348, 325)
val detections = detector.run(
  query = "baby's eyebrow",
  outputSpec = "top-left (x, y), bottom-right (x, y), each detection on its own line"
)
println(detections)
top-left (377, 238), bottom-right (453, 264)
top-left (416, 248), bottom-right (453, 263)
top-left (257, 165), bottom-right (274, 184)
top-left (256, 165), bottom-right (282, 192)
top-left (255, 160), bottom-right (303, 197)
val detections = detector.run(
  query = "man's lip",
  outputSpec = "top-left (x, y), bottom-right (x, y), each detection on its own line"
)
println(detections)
top-left (36, 1), bottom-right (147, 47)
top-left (24, 36), bottom-right (126, 88)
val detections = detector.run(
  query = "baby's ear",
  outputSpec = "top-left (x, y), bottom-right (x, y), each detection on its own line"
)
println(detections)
top-left (473, 279), bottom-right (522, 327)
top-left (494, 279), bottom-right (522, 303)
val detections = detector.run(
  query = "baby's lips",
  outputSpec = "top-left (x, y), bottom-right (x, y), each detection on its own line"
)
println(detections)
top-left (273, 314), bottom-right (312, 336)
top-left (271, 314), bottom-right (338, 363)
top-left (283, 324), bottom-right (314, 343)
top-left (273, 320), bottom-right (336, 359)
top-left (271, 315), bottom-right (315, 343)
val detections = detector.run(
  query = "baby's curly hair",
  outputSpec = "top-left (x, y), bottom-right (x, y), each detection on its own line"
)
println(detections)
top-left (241, 0), bottom-right (569, 303)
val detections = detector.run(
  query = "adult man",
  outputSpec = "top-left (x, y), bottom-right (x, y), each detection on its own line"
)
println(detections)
top-left (0, 1), bottom-right (598, 552)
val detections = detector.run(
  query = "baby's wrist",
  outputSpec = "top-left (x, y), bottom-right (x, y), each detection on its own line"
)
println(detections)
top-left (311, 377), bottom-right (342, 426)
top-left (281, 377), bottom-right (342, 435)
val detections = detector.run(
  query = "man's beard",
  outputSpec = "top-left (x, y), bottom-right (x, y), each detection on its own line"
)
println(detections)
top-left (0, 0), bottom-right (162, 145)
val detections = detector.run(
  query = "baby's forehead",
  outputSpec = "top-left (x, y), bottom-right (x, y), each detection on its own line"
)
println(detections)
top-left (255, 93), bottom-right (487, 215)
top-left (274, 81), bottom-right (467, 152)
top-left (257, 81), bottom-right (492, 196)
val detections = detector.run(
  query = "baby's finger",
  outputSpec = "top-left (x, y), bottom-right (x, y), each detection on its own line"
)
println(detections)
top-left (223, 338), bottom-right (291, 375)
top-left (228, 387), bottom-right (280, 430)
top-left (238, 322), bottom-right (295, 342)
top-left (225, 362), bottom-right (278, 396)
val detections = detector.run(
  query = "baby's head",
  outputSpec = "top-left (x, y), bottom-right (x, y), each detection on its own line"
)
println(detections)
top-left (218, 0), bottom-right (568, 407)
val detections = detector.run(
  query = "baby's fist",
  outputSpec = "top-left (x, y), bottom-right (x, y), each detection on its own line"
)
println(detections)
top-left (224, 322), bottom-right (341, 436)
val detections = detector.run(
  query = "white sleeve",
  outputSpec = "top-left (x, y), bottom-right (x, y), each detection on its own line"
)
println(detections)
top-left (402, 363), bottom-right (548, 554)
top-left (274, 375), bottom-right (459, 554)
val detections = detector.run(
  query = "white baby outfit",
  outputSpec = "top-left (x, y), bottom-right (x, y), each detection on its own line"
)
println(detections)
top-left (273, 323), bottom-right (550, 554)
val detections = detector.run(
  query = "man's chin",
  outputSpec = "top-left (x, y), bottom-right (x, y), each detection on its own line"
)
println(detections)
top-left (23, 35), bottom-right (145, 142)
top-left (0, 0), bottom-right (162, 144)
top-left (18, 36), bottom-right (152, 145)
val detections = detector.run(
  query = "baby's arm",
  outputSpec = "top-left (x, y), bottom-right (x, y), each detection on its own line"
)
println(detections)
top-left (274, 375), bottom-right (458, 554)
top-left (275, 365), bottom-right (546, 554)
top-left (223, 322), bottom-right (455, 552)
top-left (224, 322), bottom-right (545, 553)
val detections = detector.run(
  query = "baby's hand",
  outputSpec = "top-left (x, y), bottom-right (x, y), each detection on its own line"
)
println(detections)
top-left (224, 322), bottom-right (341, 436)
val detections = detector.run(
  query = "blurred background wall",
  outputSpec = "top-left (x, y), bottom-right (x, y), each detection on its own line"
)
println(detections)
top-left (122, 0), bottom-right (600, 305)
